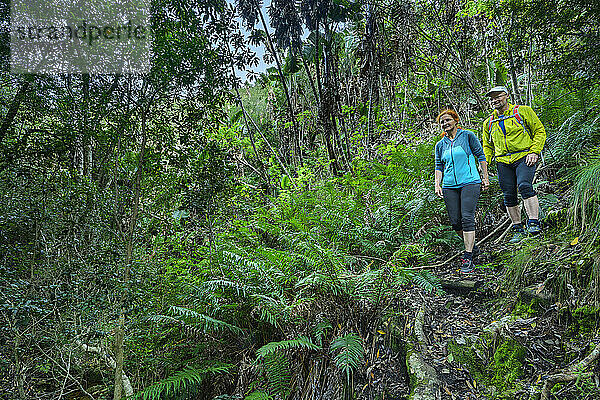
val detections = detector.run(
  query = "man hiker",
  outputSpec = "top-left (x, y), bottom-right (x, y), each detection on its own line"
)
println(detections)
top-left (482, 86), bottom-right (547, 243)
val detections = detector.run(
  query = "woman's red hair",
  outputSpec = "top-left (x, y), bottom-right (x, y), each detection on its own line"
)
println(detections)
top-left (436, 109), bottom-right (459, 124)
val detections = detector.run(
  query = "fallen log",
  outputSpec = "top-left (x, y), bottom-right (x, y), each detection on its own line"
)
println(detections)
top-left (440, 279), bottom-right (480, 293)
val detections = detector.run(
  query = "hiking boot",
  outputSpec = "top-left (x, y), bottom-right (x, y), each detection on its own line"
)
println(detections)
top-left (460, 258), bottom-right (474, 274)
top-left (509, 230), bottom-right (527, 243)
top-left (527, 223), bottom-right (542, 236)
top-left (472, 244), bottom-right (480, 259)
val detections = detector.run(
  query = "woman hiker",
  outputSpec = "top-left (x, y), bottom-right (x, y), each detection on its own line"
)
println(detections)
top-left (434, 109), bottom-right (489, 273)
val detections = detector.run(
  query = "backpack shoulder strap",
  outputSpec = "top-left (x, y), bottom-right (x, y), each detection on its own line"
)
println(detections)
top-left (513, 105), bottom-right (532, 137)
top-left (513, 105), bottom-right (522, 124)
top-left (487, 115), bottom-right (495, 132)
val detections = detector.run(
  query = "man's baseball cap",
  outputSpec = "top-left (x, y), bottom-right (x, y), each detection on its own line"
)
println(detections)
top-left (486, 86), bottom-right (509, 96)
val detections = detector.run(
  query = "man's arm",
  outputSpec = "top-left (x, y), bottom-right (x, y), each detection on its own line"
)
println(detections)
top-left (522, 106), bottom-right (546, 166)
top-left (523, 106), bottom-right (547, 154)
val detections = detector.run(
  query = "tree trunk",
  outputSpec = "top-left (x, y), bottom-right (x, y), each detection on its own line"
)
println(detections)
top-left (321, 21), bottom-right (340, 175)
top-left (0, 80), bottom-right (29, 144)
top-left (255, 0), bottom-right (302, 165)
top-left (113, 99), bottom-right (149, 400)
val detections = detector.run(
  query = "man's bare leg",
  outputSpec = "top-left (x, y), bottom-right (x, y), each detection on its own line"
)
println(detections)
top-left (506, 205), bottom-right (522, 225)
top-left (523, 196), bottom-right (539, 220)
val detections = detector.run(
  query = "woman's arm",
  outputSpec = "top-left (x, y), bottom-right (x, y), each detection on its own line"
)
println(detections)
top-left (480, 160), bottom-right (489, 190)
top-left (434, 142), bottom-right (444, 198)
top-left (435, 170), bottom-right (443, 198)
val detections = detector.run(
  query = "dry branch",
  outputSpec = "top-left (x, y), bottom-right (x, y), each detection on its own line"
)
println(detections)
top-left (420, 217), bottom-right (509, 269)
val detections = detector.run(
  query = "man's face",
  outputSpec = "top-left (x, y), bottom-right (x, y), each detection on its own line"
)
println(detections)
top-left (489, 92), bottom-right (508, 111)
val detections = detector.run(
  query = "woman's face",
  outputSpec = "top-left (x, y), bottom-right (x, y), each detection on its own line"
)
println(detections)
top-left (439, 114), bottom-right (457, 134)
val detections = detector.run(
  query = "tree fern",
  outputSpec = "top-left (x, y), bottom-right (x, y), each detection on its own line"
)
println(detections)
top-left (330, 333), bottom-right (364, 383)
top-left (257, 336), bottom-right (321, 358)
top-left (135, 364), bottom-right (232, 400)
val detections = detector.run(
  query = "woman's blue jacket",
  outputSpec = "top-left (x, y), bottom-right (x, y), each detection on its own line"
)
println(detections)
top-left (435, 129), bottom-right (486, 188)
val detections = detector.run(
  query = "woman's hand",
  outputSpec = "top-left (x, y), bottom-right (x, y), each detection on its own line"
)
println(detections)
top-left (481, 176), bottom-right (489, 191)
top-left (435, 184), bottom-right (443, 198)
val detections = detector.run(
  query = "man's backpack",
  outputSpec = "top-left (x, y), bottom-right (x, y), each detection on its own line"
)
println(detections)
top-left (486, 104), bottom-right (544, 161)
top-left (487, 105), bottom-right (531, 139)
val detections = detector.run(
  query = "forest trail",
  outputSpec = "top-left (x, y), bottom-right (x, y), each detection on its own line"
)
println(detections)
top-left (399, 235), bottom-right (599, 400)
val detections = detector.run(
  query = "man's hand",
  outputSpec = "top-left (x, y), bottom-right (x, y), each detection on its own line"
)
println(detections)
top-left (435, 184), bottom-right (443, 198)
top-left (525, 153), bottom-right (539, 166)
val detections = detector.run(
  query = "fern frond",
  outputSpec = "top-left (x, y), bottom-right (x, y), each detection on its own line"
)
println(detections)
top-left (412, 271), bottom-right (443, 295)
top-left (330, 333), bottom-right (364, 383)
top-left (295, 272), bottom-right (345, 296)
top-left (244, 392), bottom-right (272, 400)
top-left (264, 352), bottom-right (290, 398)
top-left (170, 306), bottom-right (242, 334)
top-left (147, 314), bottom-right (180, 325)
top-left (571, 154), bottom-right (600, 232)
top-left (135, 364), bottom-right (233, 400)
top-left (257, 336), bottom-right (321, 358)
top-left (250, 293), bottom-right (290, 327)
top-left (313, 321), bottom-right (333, 346)
top-left (347, 270), bottom-right (384, 301)
top-left (198, 279), bottom-right (256, 298)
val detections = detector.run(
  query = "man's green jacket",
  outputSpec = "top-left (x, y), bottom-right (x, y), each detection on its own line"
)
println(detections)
top-left (482, 103), bottom-right (546, 164)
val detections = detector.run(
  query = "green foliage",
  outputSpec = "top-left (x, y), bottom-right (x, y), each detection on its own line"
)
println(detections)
top-left (570, 306), bottom-right (600, 334)
top-left (547, 108), bottom-right (600, 166)
top-left (490, 339), bottom-right (526, 391)
top-left (257, 336), bottom-right (321, 358)
top-left (263, 351), bottom-right (291, 399)
top-left (501, 241), bottom-right (540, 293)
top-left (330, 333), bottom-right (364, 383)
top-left (412, 271), bottom-right (443, 295)
top-left (448, 336), bottom-right (525, 397)
top-left (571, 154), bottom-right (600, 234)
top-left (135, 364), bottom-right (233, 400)
top-left (244, 391), bottom-right (272, 400)
top-left (149, 305), bottom-right (243, 335)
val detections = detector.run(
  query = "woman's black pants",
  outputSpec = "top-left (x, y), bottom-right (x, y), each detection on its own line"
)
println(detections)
top-left (442, 183), bottom-right (481, 232)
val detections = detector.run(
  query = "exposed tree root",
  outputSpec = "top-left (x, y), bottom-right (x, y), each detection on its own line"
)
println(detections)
top-left (405, 304), bottom-right (441, 400)
top-left (540, 337), bottom-right (600, 400)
